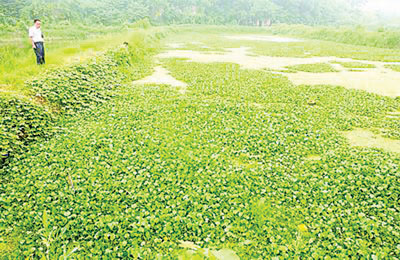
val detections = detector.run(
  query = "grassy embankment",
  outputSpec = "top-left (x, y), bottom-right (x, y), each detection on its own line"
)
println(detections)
top-left (1, 25), bottom-right (399, 259)
top-left (0, 19), bottom-right (164, 165)
top-left (0, 22), bottom-right (153, 96)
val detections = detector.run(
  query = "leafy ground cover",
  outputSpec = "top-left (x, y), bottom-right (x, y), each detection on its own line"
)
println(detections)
top-left (2, 61), bottom-right (400, 259)
top-left (331, 61), bottom-right (376, 69)
top-left (1, 26), bottom-right (400, 259)
top-left (0, 26), bottom-right (163, 168)
top-left (0, 96), bottom-right (54, 165)
top-left (285, 63), bottom-right (339, 73)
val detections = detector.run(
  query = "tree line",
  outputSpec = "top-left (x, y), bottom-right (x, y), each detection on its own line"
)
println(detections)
top-left (0, 0), bottom-right (366, 28)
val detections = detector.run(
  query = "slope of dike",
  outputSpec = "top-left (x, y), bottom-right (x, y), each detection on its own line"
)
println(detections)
top-left (0, 27), bottom-right (169, 168)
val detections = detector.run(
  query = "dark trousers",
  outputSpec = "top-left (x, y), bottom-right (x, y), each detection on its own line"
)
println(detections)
top-left (34, 42), bottom-right (45, 65)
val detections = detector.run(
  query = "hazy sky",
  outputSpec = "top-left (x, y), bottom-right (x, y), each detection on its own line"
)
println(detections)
top-left (362, 0), bottom-right (400, 15)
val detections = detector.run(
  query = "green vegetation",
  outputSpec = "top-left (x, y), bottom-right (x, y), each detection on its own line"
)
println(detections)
top-left (0, 2), bottom-right (399, 256)
top-left (0, 26), bottom-right (163, 167)
top-left (0, 25), bottom-right (145, 94)
top-left (268, 24), bottom-right (400, 49)
top-left (285, 63), bottom-right (339, 73)
top-left (0, 0), bottom-right (365, 27)
top-left (385, 64), bottom-right (400, 72)
top-left (163, 26), bottom-right (400, 62)
top-left (2, 55), bottom-right (399, 258)
top-left (0, 22), bottom-right (170, 259)
top-left (0, 95), bottom-right (54, 165)
top-left (331, 61), bottom-right (376, 69)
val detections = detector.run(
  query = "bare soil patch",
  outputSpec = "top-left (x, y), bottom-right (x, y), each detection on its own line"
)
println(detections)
top-left (287, 70), bottom-right (400, 97)
top-left (133, 66), bottom-right (188, 94)
top-left (344, 129), bottom-right (400, 154)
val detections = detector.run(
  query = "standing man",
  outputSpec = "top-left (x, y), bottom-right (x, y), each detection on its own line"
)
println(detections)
top-left (29, 19), bottom-right (45, 65)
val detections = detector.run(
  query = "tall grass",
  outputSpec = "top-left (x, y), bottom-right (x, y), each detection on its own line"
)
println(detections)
top-left (268, 24), bottom-right (400, 49)
top-left (0, 25), bottom-right (139, 95)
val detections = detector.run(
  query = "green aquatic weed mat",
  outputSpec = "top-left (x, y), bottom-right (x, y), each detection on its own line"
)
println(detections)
top-left (1, 59), bottom-right (399, 258)
top-left (163, 27), bottom-right (400, 62)
top-left (285, 63), bottom-right (339, 73)
top-left (331, 61), bottom-right (376, 69)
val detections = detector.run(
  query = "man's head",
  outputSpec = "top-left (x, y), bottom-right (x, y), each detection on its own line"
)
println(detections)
top-left (34, 19), bottom-right (41, 28)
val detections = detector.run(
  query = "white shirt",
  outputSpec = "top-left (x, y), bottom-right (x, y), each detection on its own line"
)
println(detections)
top-left (29, 26), bottom-right (44, 43)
